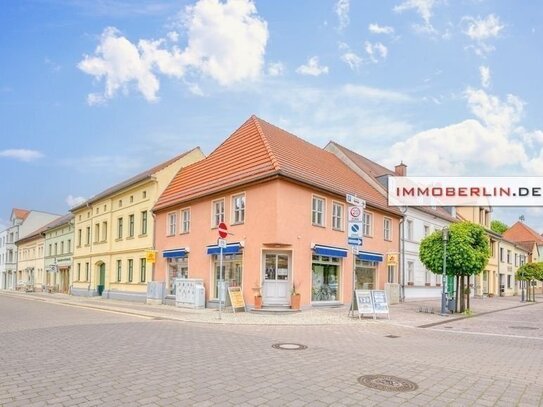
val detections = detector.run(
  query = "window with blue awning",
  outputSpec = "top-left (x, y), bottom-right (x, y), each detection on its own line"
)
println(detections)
top-left (162, 248), bottom-right (188, 258)
top-left (357, 251), bottom-right (384, 262)
top-left (312, 244), bottom-right (348, 258)
top-left (206, 242), bottom-right (243, 255)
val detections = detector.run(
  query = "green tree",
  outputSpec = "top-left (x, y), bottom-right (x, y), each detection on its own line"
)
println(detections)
top-left (516, 262), bottom-right (543, 302)
top-left (420, 222), bottom-right (490, 312)
top-left (490, 220), bottom-right (509, 234)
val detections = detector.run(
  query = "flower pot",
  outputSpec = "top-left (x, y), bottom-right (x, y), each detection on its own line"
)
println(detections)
top-left (290, 293), bottom-right (301, 310)
top-left (254, 295), bottom-right (262, 309)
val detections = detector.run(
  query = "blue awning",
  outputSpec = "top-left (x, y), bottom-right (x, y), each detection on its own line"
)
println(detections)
top-left (207, 242), bottom-right (242, 255)
top-left (357, 251), bottom-right (384, 262)
top-left (162, 248), bottom-right (188, 258)
top-left (313, 244), bottom-right (348, 258)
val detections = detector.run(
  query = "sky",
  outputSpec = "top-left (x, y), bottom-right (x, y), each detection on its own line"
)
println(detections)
top-left (1, 0), bottom-right (542, 231)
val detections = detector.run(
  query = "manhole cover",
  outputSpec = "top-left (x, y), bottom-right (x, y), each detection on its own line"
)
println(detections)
top-left (272, 343), bottom-right (307, 351)
top-left (510, 326), bottom-right (539, 330)
top-left (358, 375), bottom-right (418, 392)
top-left (385, 334), bottom-right (400, 338)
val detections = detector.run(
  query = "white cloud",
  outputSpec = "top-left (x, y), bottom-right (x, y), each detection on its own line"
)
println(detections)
top-left (462, 14), bottom-right (504, 55)
top-left (341, 52), bottom-right (363, 71)
top-left (385, 87), bottom-right (531, 176)
top-left (267, 62), bottom-right (285, 77)
top-left (335, 0), bottom-right (350, 30)
top-left (78, 0), bottom-right (269, 103)
top-left (394, 0), bottom-right (438, 32)
top-left (368, 23), bottom-right (395, 35)
top-left (296, 57), bottom-right (329, 76)
top-left (65, 195), bottom-right (86, 208)
top-left (364, 41), bottom-right (388, 63)
top-left (342, 84), bottom-right (413, 102)
top-left (479, 66), bottom-right (490, 88)
top-left (0, 149), bottom-right (44, 162)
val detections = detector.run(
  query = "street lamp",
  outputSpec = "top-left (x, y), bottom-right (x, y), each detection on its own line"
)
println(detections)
top-left (440, 227), bottom-right (449, 316)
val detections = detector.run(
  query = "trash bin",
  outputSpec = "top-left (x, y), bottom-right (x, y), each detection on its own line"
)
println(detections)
top-left (447, 298), bottom-right (456, 313)
top-left (500, 284), bottom-right (505, 297)
top-left (97, 284), bottom-right (104, 296)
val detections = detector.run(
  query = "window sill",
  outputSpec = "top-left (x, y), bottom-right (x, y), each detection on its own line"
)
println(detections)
top-left (312, 223), bottom-right (326, 228)
top-left (126, 236), bottom-right (135, 240)
top-left (166, 234), bottom-right (176, 238)
top-left (115, 238), bottom-right (123, 242)
top-left (179, 231), bottom-right (190, 235)
top-left (138, 234), bottom-right (148, 238)
top-left (332, 228), bottom-right (344, 232)
top-left (231, 222), bottom-right (244, 226)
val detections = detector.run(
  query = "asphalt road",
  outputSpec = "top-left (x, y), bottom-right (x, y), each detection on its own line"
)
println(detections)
top-left (1, 294), bottom-right (542, 406)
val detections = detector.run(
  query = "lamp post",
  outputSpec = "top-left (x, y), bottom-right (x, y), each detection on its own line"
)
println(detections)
top-left (440, 227), bottom-right (449, 316)
top-left (521, 269), bottom-right (525, 303)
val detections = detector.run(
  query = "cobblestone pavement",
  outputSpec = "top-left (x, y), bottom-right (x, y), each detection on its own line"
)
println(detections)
top-left (1, 294), bottom-right (543, 406)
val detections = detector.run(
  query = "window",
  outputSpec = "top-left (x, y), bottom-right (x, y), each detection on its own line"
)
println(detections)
top-left (60, 241), bottom-right (64, 254)
top-left (94, 224), bottom-right (100, 242)
top-left (407, 261), bottom-right (414, 284)
top-left (128, 214), bottom-right (135, 237)
top-left (424, 225), bottom-right (430, 237)
top-left (312, 196), bottom-right (325, 226)
top-left (168, 256), bottom-right (189, 295)
top-left (500, 247), bottom-right (504, 262)
top-left (384, 218), bottom-right (392, 241)
top-left (514, 253), bottom-right (518, 267)
top-left (104, 204), bottom-right (107, 211)
top-left (116, 260), bottom-right (122, 282)
top-left (86, 226), bottom-right (91, 244)
top-left (117, 217), bottom-right (123, 239)
top-left (387, 265), bottom-right (395, 283)
top-left (232, 194), bottom-right (246, 224)
top-left (77, 263), bottom-right (81, 281)
top-left (143, 191), bottom-right (147, 199)
top-left (507, 275), bottom-right (512, 289)
top-left (167, 212), bottom-right (177, 236)
top-left (181, 209), bottom-right (190, 234)
top-left (311, 255), bottom-right (340, 301)
top-left (54, 243), bottom-right (58, 255)
top-left (130, 195), bottom-right (134, 203)
top-left (78, 229), bottom-right (82, 247)
top-left (490, 241), bottom-right (495, 257)
top-left (48, 244), bottom-right (52, 256)
top-left (128, 259), bottom-right (133, 282)
top-left (118, 199), bottom-right (122, 208)
top-left (102, 221), bottom-right (107, 241)
top-left (140, 258), bottom-right (146, 283)
top-left (332, 202), bottom-right (344, 230)
top-left (85, 262), bottom-right (89, 281)
top-left (507, 250), bottom-right (511, 264)
top-left (363, 212), bottom-right (373, 236)
top-left (212, 199), bottom-right (225, 227)
top-left (141, 211), bottom-right (148, 235)
top-left (437, 274), bottom-right (442, 286)
top-left (425, 270), bottom-right (432, 285)
top-left (67, 239), bottom-right (71, 253)
top-left (406, 220), bottom-right (413, 240)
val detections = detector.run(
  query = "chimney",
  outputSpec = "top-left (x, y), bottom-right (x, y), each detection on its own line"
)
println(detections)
top-left (395, 162), bottom-right (407, 176)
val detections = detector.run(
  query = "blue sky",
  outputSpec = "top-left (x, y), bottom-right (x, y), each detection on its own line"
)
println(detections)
top-left (1, 0), bottom-right (542, 231)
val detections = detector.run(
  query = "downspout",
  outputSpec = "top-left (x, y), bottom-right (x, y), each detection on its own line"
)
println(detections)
top-left (399, 216), bottom-right (405, 302)
top-left (497, 240), bottom-right (501, 296)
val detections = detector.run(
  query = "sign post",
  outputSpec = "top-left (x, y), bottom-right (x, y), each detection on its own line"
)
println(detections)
top-left (346, 194), bottom-right (366, 318)
top-left (218, 222), bottom-right (228, 320)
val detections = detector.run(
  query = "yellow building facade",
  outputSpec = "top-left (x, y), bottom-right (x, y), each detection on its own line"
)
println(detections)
top-left (70, 148), bottom-right (204, 301)
top-left (16, 228), bottom-right (46, 291)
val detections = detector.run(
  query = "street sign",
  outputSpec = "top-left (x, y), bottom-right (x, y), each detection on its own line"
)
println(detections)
top-left (348, 206), bottom-right (364, 222)
top-left (348, 237), bottom-right (363, 246)
top-left (346, 194), bottom-right (366, 207)
top-left (348, 222), bottom-right (363, 237)
top-left (351, 246), bottom-right (359, 255)
top-left (218, 222), bottom-right (228, 238)
top-left (218, 238), bottom-right (227, 248)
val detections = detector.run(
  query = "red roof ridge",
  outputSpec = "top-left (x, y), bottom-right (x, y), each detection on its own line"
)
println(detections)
top-left (252, 115), bottom-right (280, 171)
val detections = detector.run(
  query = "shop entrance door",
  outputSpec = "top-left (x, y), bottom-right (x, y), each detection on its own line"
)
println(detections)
top-left (262, 253), bottom-right (290, 306)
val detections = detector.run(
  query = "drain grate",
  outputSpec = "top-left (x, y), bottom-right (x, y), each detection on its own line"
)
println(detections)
top-left (358, 375), bottom-right (418, 392)
top-left (509, 326), bottom-right (539, 330)
top-left (385, 334), bottom-right (400, 338)
top-left (272, 343), bottom-right (307, 351)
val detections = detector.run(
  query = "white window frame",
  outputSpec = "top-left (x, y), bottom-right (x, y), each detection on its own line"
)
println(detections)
top-left (167, 212), bottom-right (177, 236)
top-left (406, 219), bottom-right (413, 241)
top-left (384, 217), bottom-right (392, 241)
top-left (363, 211), bottom-right (373, 237)
top-left (181, 208), bottom-right (190, 234)
top-left (212, 199), bottom-right (225, 228)
top-left (231, 194), bottom-right (246, 225)
top-left (425, 269), bottom-right (432, 285)
top-left (423, 224), bottom-right (430, 237)
top-left (407, 261), bottom-right (414, 284)
top-left (332, 201), bottom-right (344, 231)
top-left (311, 195), bottom-right (325, 227)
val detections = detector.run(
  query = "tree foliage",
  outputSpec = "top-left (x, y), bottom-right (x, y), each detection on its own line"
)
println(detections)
top-left (420, 221), bottom-right (490, 278)
top-left (490, 219), bottom-right (509, 234)
top-left (516, 262), bottom-right (543, 281)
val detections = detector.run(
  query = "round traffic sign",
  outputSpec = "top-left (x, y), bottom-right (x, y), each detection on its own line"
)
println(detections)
top-left (218, 222), bottom-right (228, 238)
top-left (351, 224), bottom-right (360, 233)
top-left (350, 207), bottom-right (361, 218)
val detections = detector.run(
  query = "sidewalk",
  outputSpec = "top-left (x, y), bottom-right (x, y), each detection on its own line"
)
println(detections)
top-left (0, 290), bottom-right (537, 326)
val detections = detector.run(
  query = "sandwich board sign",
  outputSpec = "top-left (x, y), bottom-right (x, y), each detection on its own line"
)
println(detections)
top-left (353, 290), bottom-right (374, 319)
top-left (227, 286), bottom-right (246, 313)
top-left (372, 290), bottom-right (390, 319)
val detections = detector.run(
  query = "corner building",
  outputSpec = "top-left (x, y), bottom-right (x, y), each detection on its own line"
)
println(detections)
top-left (154, 116), bottom-right (401, 308)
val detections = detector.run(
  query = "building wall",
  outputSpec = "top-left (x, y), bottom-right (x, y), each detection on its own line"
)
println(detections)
top-left (154, 178), bottom-right (400, 307)
top-left (16, 236), bottom-right (45, 290)
top-left (44, 220), bottom-right (74, 293)
top-left (403, 208), bottom-right (452, 300)
top-left (71, 149), bottom-right (203, 301)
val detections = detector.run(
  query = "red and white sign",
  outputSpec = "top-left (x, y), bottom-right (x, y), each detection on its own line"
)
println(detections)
top-left (218, 222), bottom-right (228, 238)
top-left (348, 206), bottom-right (364, 222)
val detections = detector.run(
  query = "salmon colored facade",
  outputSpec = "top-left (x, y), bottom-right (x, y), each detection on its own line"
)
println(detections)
top-left (154, 116), bottom-right (401, 308)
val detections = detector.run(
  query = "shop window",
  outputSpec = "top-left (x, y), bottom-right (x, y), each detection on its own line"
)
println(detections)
top-left (213, 253), bottom-right (242, 299)
top-left (312, 255), bottom-right (340, 301)
top-left (168, 256), bottom-right (189, 295)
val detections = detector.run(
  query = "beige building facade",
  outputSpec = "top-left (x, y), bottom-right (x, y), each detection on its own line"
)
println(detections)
top-left (16, 227), bottom-right (46, 291)
top-left (70, 148), bottom-right (204, 301)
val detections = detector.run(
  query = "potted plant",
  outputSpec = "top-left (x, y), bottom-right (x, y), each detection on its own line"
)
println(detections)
top-left (253, 284), bottom-right (263, 309)
top-left (290, 282), bottom-right (301, 310)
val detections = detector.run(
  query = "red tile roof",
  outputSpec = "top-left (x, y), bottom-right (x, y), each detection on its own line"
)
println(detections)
top-left (155, 116), bottom-right (400, 215)
top-left (328, 142), bottom-right (457, 222)
top-left (71, 148), bottom-right (201, 211)
top-left (12, 208), bottom-right (30, 221)
top-left (503, 221), bottom-right (543, 245)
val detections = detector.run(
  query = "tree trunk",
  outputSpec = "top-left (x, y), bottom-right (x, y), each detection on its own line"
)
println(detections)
top-left (455, 275), bottom-right (460, 313)
top-left (467, 275), bottom-right (471, 311)
top-left (461, 275), bottom-right (466, 313)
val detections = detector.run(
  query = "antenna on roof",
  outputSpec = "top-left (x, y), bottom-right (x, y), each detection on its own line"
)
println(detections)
top-left (519, 215), bottom-right (525, 222)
